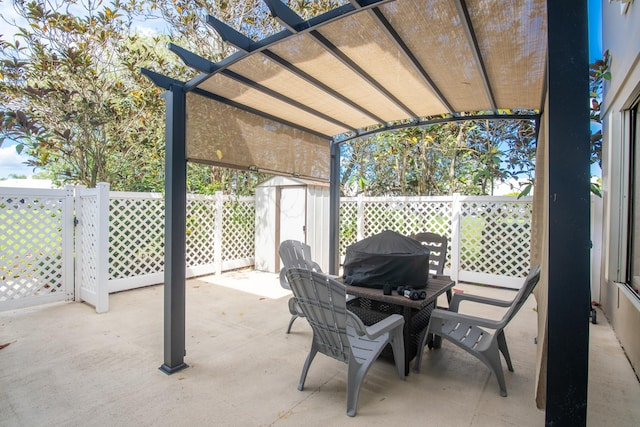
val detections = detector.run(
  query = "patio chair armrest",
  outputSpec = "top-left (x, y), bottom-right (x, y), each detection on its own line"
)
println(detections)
top-left (347, 310), bottom-right (404, 340)
top-left (279, 268), bottom-right (291, 290)
top-left (449, 292), bottom-right (513, 312)
top-left (309, 261), bottom-right (323, 272)
top-left (431, 308), bottom-right (502, 330)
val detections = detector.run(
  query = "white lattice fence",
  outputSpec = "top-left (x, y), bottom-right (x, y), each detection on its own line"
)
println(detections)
top-left (341, 196), bottom-right (453, 262)
top-left (221, 197), bottom-right (255, 269)
top-left (186, 194), bottom-right (217, 275)
top-left (362, 197), bottom-right (451, 237)
top-left (107, 191), bottom-right (254, 292)
top-left (108, 192), bottom-right (165, 292)
top-left (339, 199), bottom-right (358, 255)
top-left (1, 185), bottom-right (539, 312)
top-left (0, 187), bottom-right (74, 311)
top-left (340, 195), bottom-right (533, 288)
top-left (456, 196), bottom-right (533, 286)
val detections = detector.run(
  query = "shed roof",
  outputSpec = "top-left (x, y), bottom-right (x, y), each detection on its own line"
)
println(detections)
top-left (256, 175), bottom-right (330, 188)
top-left (144, 0), bottom-right (546, 181)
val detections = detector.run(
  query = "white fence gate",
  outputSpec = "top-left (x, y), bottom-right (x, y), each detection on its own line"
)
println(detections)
top-left (0, 186), bottom-right (75, 310)
top-left (1, 185), bottom-right (255, 313)
top-left (75, 184), bottom-right (110, 313)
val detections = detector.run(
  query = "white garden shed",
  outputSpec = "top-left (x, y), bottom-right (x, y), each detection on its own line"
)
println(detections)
top-left (254, 176), bottom-right (330, 273)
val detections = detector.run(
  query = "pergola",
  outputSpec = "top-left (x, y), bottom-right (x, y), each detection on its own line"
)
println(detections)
top-left (143, 1), bottom-right (590, 424)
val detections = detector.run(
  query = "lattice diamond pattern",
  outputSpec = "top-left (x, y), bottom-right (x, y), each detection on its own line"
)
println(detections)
top-left (363, 201), bottom-right (451, 237)
top-left (186, 196), bottom-right (216, 268)
top-left (360, 200), bottom-right (453, 267)
top-left (339, 200), bottom-right (358, 256)
top-left (78, 195), bottom-right (99, 292)
top-left (108, 194), bottom-right (255, 274)
top-left (459, 201), bottom-right (532, 277)
top-left (0, 195), bottom-right (66, 302)
top-left (110, 197), bottom-right (165, 279)
top-left (222, 198), bottom-right (255, 261)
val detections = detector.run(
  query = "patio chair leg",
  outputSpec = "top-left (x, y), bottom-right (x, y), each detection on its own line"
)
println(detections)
top-left (481, 342), bottom-right (508, 397)
top-left (431, 334), bottom-right (442, 348)
top-left (390, 328), bottom-right (406, 379)
top-left (298, 341), bottom-right (318, 391)
top-left (497, 331), bottom-right (513, 372)
top-left (346, 357), bottom-right (368, 417)
top-left (286, 314), bottom-right (298, 334)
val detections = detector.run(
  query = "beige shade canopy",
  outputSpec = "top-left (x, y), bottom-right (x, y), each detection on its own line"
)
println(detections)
top-left (152, 0), bottom-right (547, 181)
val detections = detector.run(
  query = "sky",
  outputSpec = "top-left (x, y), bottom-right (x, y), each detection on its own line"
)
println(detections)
top-left (0, 1), bottom-right (605, 179)
top-left (0, 1), bottom-right (33, 177)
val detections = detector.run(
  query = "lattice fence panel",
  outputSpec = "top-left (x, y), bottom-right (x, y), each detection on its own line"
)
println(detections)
top-left (0, 194), bottom-right (67, 302)
top-left (361, 198), bottom-right (453, 266)
top-left (108, 192), bottom-right (254, 283)
top-left (77, 194), bottom-right (99, 293)
top-left (459, 199), bottom-right (532, 277)
top-left (186, 195), bottom-right (217, 268)
top-left (109, 196), bottom-right (165, 279)
top-left (339, 200), bottom-right (358, 256)
top-left (222, 197), bottom-right (255, 262)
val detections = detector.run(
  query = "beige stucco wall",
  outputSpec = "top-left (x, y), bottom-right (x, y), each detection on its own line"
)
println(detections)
top-left (602, 283), bottom-right (640, 373)
top-left (600, 0), bottom-right (640, 376)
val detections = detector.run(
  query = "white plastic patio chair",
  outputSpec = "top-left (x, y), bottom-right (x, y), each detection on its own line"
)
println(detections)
top-left (409, 232), bottom-right (448, 276)
top-left (414, 265), bottom-right (541, 397)
top-left (410, 232), bottom-right (449, 349)
top-left (285, 268), bottom-right (405, 417)
top-left (278, 240), bottom-right (323, 333)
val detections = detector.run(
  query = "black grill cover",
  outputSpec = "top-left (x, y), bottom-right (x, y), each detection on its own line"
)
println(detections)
top-left (343, 230), bottom-right (430, 289)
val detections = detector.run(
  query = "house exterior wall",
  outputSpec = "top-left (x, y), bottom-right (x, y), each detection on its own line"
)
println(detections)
top-left (601, 0), bottom-right (640, 375)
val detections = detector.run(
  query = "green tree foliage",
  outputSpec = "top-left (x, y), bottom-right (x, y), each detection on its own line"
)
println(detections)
top-left (589, 50), bottom-right (610, 197)
top-left (0, 0), bottom-right (341, 194)
top-left (0, 0), bottom-right (173, 190)
top-left (341, 119), bottom-right (536, 197)
top-left (589, 50), bottom-right (610, 168)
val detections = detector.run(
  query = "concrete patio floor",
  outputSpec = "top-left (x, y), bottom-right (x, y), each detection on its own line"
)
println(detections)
top-left (2, 269), bottom-right (640, 426)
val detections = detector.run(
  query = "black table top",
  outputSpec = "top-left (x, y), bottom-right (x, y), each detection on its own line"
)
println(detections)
top-left (344, 276), bottom-right (455, 310)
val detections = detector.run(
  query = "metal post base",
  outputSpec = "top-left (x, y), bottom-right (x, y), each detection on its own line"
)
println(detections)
top-left (159, 363), bottom-right (189, 375)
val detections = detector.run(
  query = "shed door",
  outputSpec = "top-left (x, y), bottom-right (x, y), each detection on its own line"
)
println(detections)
top-left (277, 186), bottom-right (306, 268)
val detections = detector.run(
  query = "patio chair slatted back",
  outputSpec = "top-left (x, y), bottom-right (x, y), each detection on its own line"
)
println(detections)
top-left (287, 268), bottom-right (350, 362)
top-left (279, 240), bottom-right (323, 333)
top-left (409, 232), bottom-right (448, 275)
top-left (502, 265), bottom-right (542, 325)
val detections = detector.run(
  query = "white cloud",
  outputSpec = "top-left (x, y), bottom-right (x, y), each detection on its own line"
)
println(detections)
top-left (0, 144), bottom-right (36, 178)
top-left (0, 1), bottom-right (25, 41)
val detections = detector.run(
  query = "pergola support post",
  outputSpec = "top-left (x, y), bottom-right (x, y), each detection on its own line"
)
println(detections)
top-left (329, 140), bottom-right (341, 275)
top-left (545, 0), bottom-right (590, 423)
top-left (159, 84), bottom-right (188, 375)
